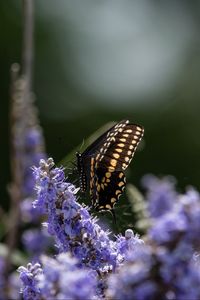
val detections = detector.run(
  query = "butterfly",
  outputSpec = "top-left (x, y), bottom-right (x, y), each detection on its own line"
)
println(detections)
top-left (76, 120), bottom-right (144, 220)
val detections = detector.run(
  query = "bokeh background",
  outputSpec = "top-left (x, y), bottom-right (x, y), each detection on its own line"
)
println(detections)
top-left (1, 0), bottom-right (200, 211)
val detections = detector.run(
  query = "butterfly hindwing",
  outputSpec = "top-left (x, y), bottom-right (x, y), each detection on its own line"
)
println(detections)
top-left (90, 167), bottom-right (126, 212)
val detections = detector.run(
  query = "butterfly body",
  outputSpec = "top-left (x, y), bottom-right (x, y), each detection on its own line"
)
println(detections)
top-left (76, 120), bottom-right (144, 215)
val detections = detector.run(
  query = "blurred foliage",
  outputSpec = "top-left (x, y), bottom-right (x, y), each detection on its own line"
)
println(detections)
top-left (1, 0), bottom-right (200, 216)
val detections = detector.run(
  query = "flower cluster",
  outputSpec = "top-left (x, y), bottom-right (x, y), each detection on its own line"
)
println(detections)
top-left (18, 160), bottom-right (200, 300)
top-left (106, 175), bottom-right (200, 300)
top-left (32, 158), bottom-right (141, 273)
top-left (19, 253), bottom-right (97, 300)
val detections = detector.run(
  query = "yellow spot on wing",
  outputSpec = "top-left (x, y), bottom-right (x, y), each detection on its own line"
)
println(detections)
top-left (118, 143), bottom-right (125, 147)
top-left (120, 138), bottom-right (126, 142)
top-left (111, 198), bottom-right (116, 203)
top-left (119, 181), bottom-right (125, 187)
top-left (113, 153), bottom-right (120, 159)
top-left (135, 131), bottom-right (141, 135)
top-left (125, 156), bottom-right (130, 162)
top-left (108, 167), bottom-right (115, 172)
top-left (106, 204), bottom-right (112, 209)
top-left (110, 159), bottom-right (117, 167)
top-left (119, 172), bottom-right (124, 178)
top-left (106, 172), bottom-right (111, 178)
top-left (116, 190), bottom-right (121, 195)
top-left (116, 148), bottom-right (123, 153)
top-left (125, 129), bottom-right (132, 133)
top-left (110, 137), bottom-right (116, 142)
top-left (122, 163), bottom-right (127, 169)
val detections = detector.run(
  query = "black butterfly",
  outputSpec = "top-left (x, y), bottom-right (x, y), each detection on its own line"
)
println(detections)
top-left (76, 120), bottom-right (144, 219)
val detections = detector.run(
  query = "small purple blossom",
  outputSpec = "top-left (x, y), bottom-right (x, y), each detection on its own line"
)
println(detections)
top-left (18, 262), bottom-right (42, 300)
top-left (116, 229), bottom-right (144, 261)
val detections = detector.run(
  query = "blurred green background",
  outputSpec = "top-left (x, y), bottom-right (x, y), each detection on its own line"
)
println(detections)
top-left (1, 0), bottom-right (200, 209)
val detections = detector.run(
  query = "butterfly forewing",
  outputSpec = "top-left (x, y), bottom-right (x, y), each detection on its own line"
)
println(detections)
top-left (95, 121), bottom-right (144, 172)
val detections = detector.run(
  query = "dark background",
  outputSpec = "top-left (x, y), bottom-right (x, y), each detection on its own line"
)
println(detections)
top-left (1, 1), bottom-right (200, 210)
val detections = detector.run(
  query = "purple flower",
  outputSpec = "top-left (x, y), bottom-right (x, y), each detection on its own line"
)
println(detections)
top-left (37, 253), bottom-right (97, 299)
top-left (22, 228), bottom-right (54, 258)
top-left (18, 262), bottom-right (42, 300)
top-left (106, 245), bottom-right (157, 300)
top-left (106, 176), bottom-right (200, 300)
top-left (20, 198), bottom-right (43, 223)
top-left (149, 211), bottom-right (188, 244)
top-left (33, 158), bottom-right (125, 272)
top-left (116, 229), bottom-right (144, 261)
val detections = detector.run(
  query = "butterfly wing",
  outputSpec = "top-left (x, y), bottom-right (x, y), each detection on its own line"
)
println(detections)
top-left (77, 120), bottom-right (130, 192)
top-left (77, 119), bottom-right (144, 213)
top-left (90, 167), bottom-right (126, 211)
top-left (95, 120), bottom-right (144, 172)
